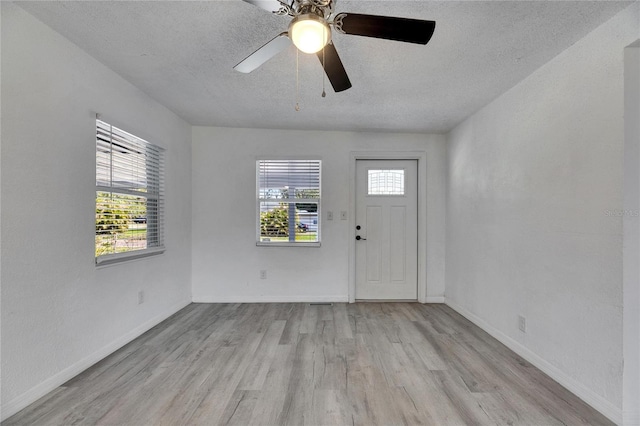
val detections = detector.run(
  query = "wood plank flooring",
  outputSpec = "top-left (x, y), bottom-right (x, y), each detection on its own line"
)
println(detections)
top-left (3, 303), bottom-right (613, 425)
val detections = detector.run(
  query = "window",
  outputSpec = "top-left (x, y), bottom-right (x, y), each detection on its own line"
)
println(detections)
top-left (368, 169), bottom-right (405, 195)
top-left (95, 119), bottom-right (165, 264)
top-left (257, 159), bottom-right (321, 246)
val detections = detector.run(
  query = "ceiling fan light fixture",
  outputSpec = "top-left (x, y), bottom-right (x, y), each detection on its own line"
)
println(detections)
top-left (289, 14), bottom-right (331, 54)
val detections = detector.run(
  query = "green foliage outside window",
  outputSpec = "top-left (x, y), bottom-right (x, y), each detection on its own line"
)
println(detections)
top-left (95, 192), bottom-right (147, 257)
top-left (260, 206), bottom-right (290, 237)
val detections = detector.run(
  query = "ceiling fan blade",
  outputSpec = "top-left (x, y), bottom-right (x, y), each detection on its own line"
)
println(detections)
top-left (317, 42), bottom-right (352, 92)
top-left (335, 13), bottom-right (436, 45)
top-left (234, 32), bottom-right (291, 73)
top-left (240, 0), bottom-right (293, 14)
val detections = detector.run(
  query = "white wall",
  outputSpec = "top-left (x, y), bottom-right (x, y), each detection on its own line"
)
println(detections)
top-left (192, 127), bottom-right (446, 303)
top-left (0, 4), bottom-right (192, 420)
top-left (445, 4), bottom-right (639, 424)
top-left (623, 44), bottom-right (640, 426)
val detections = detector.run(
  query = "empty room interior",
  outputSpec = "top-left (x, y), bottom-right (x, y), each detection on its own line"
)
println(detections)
top-left (1, 0), bottom-right (639, 425)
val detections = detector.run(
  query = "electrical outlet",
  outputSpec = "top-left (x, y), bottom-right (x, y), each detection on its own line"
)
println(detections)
top-left (260, 270), bottom-right (267, 279)
top-left (518, 315), bottom-right (526, 332)
top-left (327, 211), bottom-right (333, 221)
top-left (340, 211), bottom-right (347, 220)
top-left (138, 290), bottom-right (144, 305)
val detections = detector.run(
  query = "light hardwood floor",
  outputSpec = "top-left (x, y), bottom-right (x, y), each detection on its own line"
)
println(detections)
top-left (4, 303), bottom-right (613, 425)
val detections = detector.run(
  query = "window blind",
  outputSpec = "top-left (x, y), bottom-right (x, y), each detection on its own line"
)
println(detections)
top-left (96, 119), bottom-right (165, 263)
top-left (257, 160), bottom-right (321, 245)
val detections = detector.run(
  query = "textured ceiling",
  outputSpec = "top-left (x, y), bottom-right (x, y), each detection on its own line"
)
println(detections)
top-left (17, 1), bottom-right (633, 133)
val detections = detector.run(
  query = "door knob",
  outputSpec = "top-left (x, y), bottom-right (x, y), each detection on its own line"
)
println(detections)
top-left (356, 235), bottom-right (366, 241)
top-left (356, 225), bottom-right (361, 230)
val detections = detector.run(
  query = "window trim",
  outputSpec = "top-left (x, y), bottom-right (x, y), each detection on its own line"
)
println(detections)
top-left (95, 118), bottom-right (166, 265)
top-left (256, 158), bottom-right (322, 247)
top-left (95, 247), bottom-right (166, 267)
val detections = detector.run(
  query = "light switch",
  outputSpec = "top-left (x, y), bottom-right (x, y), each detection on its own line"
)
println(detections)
top-left (327, 211), bottom-right (333, 221)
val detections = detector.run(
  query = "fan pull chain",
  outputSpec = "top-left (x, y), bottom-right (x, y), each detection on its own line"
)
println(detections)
top-left (295, 48), bottom-right (300, 111)
top-left (321, 27), bottom-right (326, 98)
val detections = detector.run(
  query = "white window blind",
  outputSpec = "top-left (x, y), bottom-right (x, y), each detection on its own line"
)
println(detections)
top-left (257, 159), bottom-right (321, 245)
top-left (96, 119), bottom-right (165, 264)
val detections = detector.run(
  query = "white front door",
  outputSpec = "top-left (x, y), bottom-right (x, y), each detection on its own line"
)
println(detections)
top-left (355, 160), bottom-right (418, 300)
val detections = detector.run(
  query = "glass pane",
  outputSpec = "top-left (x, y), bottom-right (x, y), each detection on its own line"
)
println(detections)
top-left (96, 192), bottom-right (148, 256)
top-left (259, 201), bottom-right (319, 243)
top-left (368, 169), bottom-right (405, 195)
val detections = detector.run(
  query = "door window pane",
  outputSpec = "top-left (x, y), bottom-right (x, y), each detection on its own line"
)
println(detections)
top-left (368, 169), bottom-right (405, 195)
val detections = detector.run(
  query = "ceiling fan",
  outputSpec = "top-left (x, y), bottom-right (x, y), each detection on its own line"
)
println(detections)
top-left (234, 0), bottom-right (436, 92)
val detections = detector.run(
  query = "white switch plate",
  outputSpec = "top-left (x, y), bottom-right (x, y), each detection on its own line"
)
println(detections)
top-left (340, 211), bottom-right (347, 220)
top-left (327, 211), bottom-right (333, 220)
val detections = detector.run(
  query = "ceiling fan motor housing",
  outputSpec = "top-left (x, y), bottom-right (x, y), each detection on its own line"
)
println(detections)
top-left (296, 0), bottom-right (333, 18)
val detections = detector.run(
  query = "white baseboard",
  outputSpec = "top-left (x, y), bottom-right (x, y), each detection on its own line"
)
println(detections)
top-left (425, 296), bottom-right (445, 303)
top-left (192, 295), bottom-right (349, 303)
top-left (193, 295), bottom-right (349, 303)
top-left (624, 410), bottom-right (640, 426)
top-left (444, 298), bottom-right (622, 425)
top-left (1, 298), bottom-right (191, 422)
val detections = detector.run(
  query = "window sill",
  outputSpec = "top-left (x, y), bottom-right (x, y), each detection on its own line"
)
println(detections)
top-left (96, 246), bottom-right (165, 267)
top-left (256, 242), bottom-right (321, 248)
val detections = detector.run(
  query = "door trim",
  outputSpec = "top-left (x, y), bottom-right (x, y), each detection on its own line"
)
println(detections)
top-left (348, 151), bottom-right (428, 303)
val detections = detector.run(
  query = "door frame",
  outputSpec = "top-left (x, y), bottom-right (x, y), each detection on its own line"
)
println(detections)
top-left (348, 151), bottom-right (428, 303)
